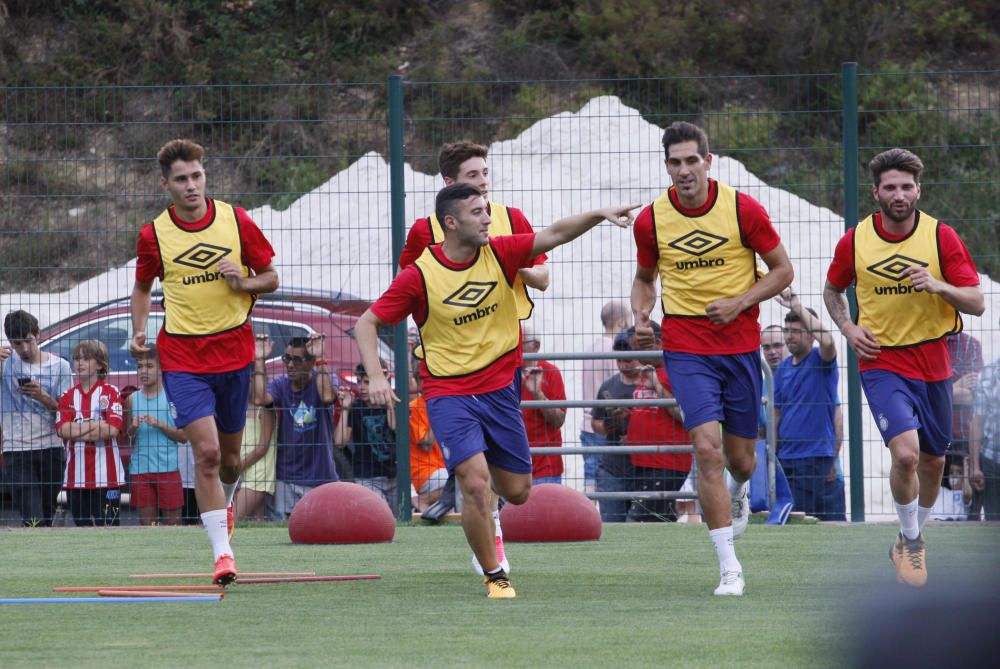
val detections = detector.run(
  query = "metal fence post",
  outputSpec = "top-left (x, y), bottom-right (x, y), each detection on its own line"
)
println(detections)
top-left (388, 74), bottom-right (411, 521)
top-left (841, 62), bottom-right (865, 522)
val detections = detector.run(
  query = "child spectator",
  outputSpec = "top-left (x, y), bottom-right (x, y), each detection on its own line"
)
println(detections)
top-left (235, 399), bottom-right (276, 521)
top-left (409, 365), bottom-right (448, 512)
top-left (55, 339), bottom-right (125, 526)
top-left (124, 345), bottom-right (187, 525)
top-left (335, 359), bottom-right (397, 514)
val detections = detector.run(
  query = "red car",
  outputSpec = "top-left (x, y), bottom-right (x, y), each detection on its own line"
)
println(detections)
top-left (38, 287), bottom-right (396, 391)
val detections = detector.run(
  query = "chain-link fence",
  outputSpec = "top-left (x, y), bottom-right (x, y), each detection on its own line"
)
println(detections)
top-left (2, 68), bottom-right (997, 526)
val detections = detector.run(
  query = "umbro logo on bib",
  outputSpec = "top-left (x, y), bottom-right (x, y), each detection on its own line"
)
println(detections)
top-left (866, 254), bottom-right (927, 282)
top-left (668, 230), bottom-right (727, 257)
top-left (668, 230), bottom-right (728, 270)
top-left (173, 243), bottom-right (232, 270)
top-left (443, 281), bottom-right (498, 309)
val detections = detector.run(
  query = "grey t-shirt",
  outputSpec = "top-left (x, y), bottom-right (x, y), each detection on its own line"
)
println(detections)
top-left (1, 352), bottom-right (73, 452)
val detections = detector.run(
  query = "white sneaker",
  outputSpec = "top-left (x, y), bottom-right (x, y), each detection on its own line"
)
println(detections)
top-left (714, 570), bottom-right (745, 596)
top-left (731, 481), bottom-right (750, 539)
top-left (472, 534), bottom-right (511, 575)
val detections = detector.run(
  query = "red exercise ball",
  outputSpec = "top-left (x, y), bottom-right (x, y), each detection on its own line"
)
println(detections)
top-left (499, 483), bottom-right (602, 542)
top-left (288, 482), bottom-right (395, 544)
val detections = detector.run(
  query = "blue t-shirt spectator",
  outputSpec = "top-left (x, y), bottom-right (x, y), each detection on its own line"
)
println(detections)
top-left (268, 374), bottom-right (339, 486)
top-left (774, 347), bottom-right (838, 459)
top-left (129, 388), bottom-right (179, 474)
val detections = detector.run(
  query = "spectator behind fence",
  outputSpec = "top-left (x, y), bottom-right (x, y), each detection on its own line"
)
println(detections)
top-left (408, 365), bottom-right (449, 512)
top-left (761, 324), bottom-right (787, 373)
top-left (124, 345), bottom-right (186, 526)
top-left (335, 359), bottom-right (397, 515)
top-left (774, 289), bottom-right (843, 520)
top-left (1, 310), bottom-right (74, 527)
top-left (971, 346), bottom-right (1000, 520)
top-left (253, 333), bottom-right (338, 519)
top-left (579, 301), bottom-right (632, 493)
top-left (234, 385), bottom-right (276, 522)
top-left (55, 339), bottom-right (125, 526)
top-left (617, 325), bottom-right (692, 522)
top-left (591, 332), bottom-right (642, 522)
top-left (521, 324), bottom-right (567, 485)
top-left (947, 331), bottom-right (983, 519)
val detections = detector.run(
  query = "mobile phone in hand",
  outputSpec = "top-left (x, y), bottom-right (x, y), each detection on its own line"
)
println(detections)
top-left (17, 377), bottom-right (32, 387)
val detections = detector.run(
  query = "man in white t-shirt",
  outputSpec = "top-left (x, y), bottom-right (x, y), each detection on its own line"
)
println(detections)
top-left (1, 310), bottom-right (74, 526)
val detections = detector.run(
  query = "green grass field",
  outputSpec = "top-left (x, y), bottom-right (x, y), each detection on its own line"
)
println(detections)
top-left (1, 522), bottom-right (997, 668)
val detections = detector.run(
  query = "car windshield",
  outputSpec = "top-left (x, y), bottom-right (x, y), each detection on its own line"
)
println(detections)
top-left (40, 314), bottom-right (315, 373)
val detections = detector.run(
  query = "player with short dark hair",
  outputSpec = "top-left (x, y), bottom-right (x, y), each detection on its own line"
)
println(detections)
top-left (631, 120), bottom-right (794, 596)
top-left (131, 138), bottom-right (279, 584)
top-left (355, 183), bottom-right (638, 598)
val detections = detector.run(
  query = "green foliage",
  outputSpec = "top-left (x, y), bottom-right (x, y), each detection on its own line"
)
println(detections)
top-left (1, 0), bottom-right (431, 85)
top-left (264, 159), bottom-right (329, 211)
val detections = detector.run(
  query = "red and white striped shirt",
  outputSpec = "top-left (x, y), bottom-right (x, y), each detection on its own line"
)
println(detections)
top-left (57, 380), bottom-right (125, 489)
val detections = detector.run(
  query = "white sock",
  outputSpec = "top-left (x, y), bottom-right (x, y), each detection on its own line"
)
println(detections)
top-left (709, 526), bottom-right (741, 575)
top-left (895, 498), bottom-right (920, 540)
top-left (492, 510), bottom-right (502, 539)
top-left (917, 505), bottom-right (932, 529)
top-left (202, 509), bottom-right (233, 561)
top-left (222, 479), bottom-right (239, 506)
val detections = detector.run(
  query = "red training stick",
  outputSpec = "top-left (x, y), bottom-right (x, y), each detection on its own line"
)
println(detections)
top-left (236, 575), bottom-right (380, 584)
top-left (129, 571), bottom-right (316, 579)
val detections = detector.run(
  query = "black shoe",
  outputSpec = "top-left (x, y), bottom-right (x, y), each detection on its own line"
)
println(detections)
top-left (420, 474), bottom-right (456, 523)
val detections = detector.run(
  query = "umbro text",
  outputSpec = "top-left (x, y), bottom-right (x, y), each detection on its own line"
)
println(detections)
top-left (675, 257), bottom-right (725, 270)
top-left (453, 303), bottom-right (498, 325)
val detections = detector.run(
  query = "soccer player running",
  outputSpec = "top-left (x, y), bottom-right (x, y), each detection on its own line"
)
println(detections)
top-left (355, 183), bottom-right (638, 598)
top-left (631, 122), bottom-right (794, 596)
top-left (130, 139), bottom-right (279, 585)
top-left (399, 141), bottom-right (550, 576)
top-left (824, 148), bottom-right (983, 588)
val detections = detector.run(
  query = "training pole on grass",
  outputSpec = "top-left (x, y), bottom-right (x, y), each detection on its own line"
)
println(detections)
top-left (129, 571), bottom-right (316, 579)
top-left (55, 585), bottom-right (224, 593)
top-left (99, 590), bottom-right (224, 599)
top-left (0, 596), bottom-right (222, 604)
top-left (236, 575), bottom-right (380, 584)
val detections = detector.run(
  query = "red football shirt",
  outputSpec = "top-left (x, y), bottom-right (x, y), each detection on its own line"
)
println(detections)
top-left (371, 234), bottom-right (537, 399)
top-left (521, 359), bottom-right (566, 478)
top-left (626, 367), bottom-right (692, 472)
top-left (633, 180), bottom-right (782, 354)
top-left (826, 213), bottom-right (980, 382)
top-left (57, 380), bottom-right (126, 489)
top-left (135, 198), bottom-right (276, 374)
top-left (398, 204), bottom-right (547, 269)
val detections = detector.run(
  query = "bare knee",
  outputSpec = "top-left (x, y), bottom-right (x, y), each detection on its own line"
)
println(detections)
top-left (194, 444), bottom-right (222, 474)
top-left (893, 451), bottom-right (919, 473)
top-left (503, 483), bottom-right (531, 506)
top-left (694, 442), bottom-right (724, 477)
top-left (458, 471), bottom-right (492, 511)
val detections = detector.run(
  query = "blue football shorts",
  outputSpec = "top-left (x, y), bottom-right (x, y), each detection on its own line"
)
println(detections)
top-left (664, 350), bottom-right (762, 439)
top-left (162, 363), bottom-right (252, 433)
top-left (860, 369), bottom-right (952, 456)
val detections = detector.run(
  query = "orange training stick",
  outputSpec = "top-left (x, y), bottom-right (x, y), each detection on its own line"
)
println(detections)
top-left (98, 590), bottom-right (223, 599)
top-left (129, 571), bottom-right (316, 579)
top-left (55, 585), bottom-right (224, 593)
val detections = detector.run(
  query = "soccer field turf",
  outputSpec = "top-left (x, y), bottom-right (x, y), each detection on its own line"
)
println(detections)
top-left (1, 522), bottom-right (996, 668)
